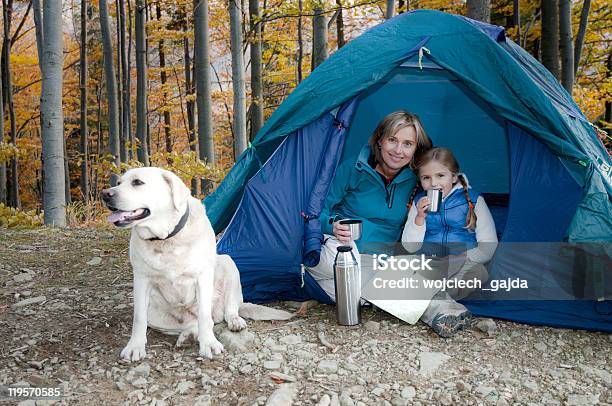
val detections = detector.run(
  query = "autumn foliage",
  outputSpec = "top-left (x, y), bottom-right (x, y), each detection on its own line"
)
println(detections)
top-left (0, 0), bottom-right (610, 226)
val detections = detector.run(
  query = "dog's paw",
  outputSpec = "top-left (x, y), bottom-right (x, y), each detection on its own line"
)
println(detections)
top-left (176, 332), bottom-right (189, 348)
top-left (120, 339), bottom-right (146, 362)
top-left (198, 337), bottom-right (224, 359)
top-left (226, 315), bottom-right (247, 331)
top-left (176, 325), bottom-right (198, 347)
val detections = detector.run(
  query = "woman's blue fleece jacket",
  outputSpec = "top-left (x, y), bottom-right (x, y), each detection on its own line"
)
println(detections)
top-left (319, 145), bottom-right (417, 254)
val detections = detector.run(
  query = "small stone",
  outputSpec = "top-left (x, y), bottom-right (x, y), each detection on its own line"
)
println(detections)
top-left (87, 257), bottom-right (103, 266)
top-left (364, 321), bottom-right (380, 332)
top-left (391, 398), bottom-right (408, 406)
top-left (401, 386), bottom-right (416, 399)
top-left (219, 329), bottom-right (256, 353)
top-left (265, 383), bottom-right (297, 406)
top-left (193, 395), bottom-right (212, 406)
top-left (318, 360), bottom-right (339, 374)
top-left (13, 273), bottom-right (33, 283)
top-left (316, 394), bottom-right (331, 406)
top-left (371, 387), bottom-right (384, 397)
top-left (279, 334), bottom-right (302, 345)
top-left (475, 318), bottom-right (497, 336)
top-left (475, 385), bottom-right (496, 397)
top-left (116, 381), bottom-right (128, 391)
top-left (263, 360), bottom-right (281, 370)
top-left (418, 352), bottom-right (450, 375)
top-left (176, 380), bottom-right (195, 395)
top-left (29, 360), bottom-right (44, 369)
top-left (456, 381), bottom-right (471, 392)
top-left (566, 394), bottom-right (599, 405)
top-left (131, 378), bottom-right (147, 389)
top-left (535, 342), bottom-right (547, 352)
top-left (338, 392), bottom-right (354, 406)
top-left (132, 363), bottom-right (150, 377)
top-left (11, 296), bottom-right (46, 308)
top-left (522, 380), bottom-right (538, 392)
top-left (239, 365), bottom-right (254, 374)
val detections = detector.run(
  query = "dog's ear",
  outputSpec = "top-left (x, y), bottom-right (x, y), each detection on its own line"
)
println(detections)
top-left (161, 170), bottom-right (191, 212)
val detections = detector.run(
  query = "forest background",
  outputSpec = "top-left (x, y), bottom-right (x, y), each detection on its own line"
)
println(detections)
top-left (0, 0), bottom-right (610, 227)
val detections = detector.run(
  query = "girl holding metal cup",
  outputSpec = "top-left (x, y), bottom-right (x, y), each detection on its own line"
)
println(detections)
top-left (403, 147), bottom-right (498, 337)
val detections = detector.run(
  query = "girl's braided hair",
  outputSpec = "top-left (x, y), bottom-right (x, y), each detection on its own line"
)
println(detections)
top-left (407, 147), bottom-right (477, 230)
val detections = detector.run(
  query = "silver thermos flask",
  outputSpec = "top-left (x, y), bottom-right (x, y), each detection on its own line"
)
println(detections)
top-left (334, 245), bottom-right (361, 326)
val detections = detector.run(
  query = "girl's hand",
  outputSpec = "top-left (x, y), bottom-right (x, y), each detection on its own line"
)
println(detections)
top-left (415, 196), bottom-right (430, 226)
top-left (333, 221), bottom-right (352, 244)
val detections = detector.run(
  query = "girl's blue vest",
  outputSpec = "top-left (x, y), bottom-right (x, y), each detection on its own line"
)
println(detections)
top-left (416, 187), bottom-right (479, 256)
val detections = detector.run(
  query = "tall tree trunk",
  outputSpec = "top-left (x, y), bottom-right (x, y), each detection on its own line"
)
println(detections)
top-left (145, 1), bottom-right (151, 159)
top-left (115, 0), bottom-right (125, 163)
top-left (96, 84), bottom-right (102, 156)
top-left (467, 0), bottom-right (490, 23)
top-left (184, 33), bottom-right (198, 195)
top-left (63, 135), bottom-right (71, 204)
top-left (229, 0), bottom-right (247, 160)
top-left (249, 0), bottom-right (263, 141)
top-left (127, 0), bottom-right (135, 159)
top-left (39, 0), bottom-right (66, 226)
top-left (312, 7), bottom-right (328, 70)
top-left (385, 0), bottom-right (394, 19)
top-left (155, 3), bottom-right (172, 155)
top-left (336, 0), bottom-right (345, 49)
top-left (2, 0), bottom-right (19, 208)
top-left (297, 0), bottom-right (303, 83)
top-left (118, 0), bottom-right (130, 161)
top-left (0, 3), bottom-right (6, 205)
top-left (573, 0), bottom-right (590, 76)
top-left (80, 0), bottom-right (89, 201)
top-left (541, 0), bottom-right (559, 78)
top-left (559, 0), bottom-right (573, 94)
top-left (0, 37), bottom-right (4, 206)
top-left (194, 0), bottom-right (214, 193)
top-left (32, 0), bottom-right (44, 69)
top-left (513, 0), bottom-right (521, 44)
top-left (135, 0), bottom-right (149, 165)
top-left (99, 0), bottom-right (121, 182)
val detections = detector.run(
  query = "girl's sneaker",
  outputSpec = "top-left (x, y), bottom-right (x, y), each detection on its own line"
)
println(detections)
top-left (431, 310), bottom-right (471, 338)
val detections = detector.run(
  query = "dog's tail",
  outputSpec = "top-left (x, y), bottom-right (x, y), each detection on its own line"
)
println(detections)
top-left (238, 303), bottom-right (294, 321)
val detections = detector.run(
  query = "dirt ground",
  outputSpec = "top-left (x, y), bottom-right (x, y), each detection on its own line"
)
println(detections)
top-left (0, 227), bottom-right (610, 405)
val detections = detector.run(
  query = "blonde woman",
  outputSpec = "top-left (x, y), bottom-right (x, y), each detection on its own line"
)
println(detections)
top-left (308, 111), bottom-right (432, 301)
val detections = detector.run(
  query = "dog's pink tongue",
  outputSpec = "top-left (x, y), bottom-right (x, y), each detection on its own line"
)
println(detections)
top-left (107, 210), bottom-right (130, 223)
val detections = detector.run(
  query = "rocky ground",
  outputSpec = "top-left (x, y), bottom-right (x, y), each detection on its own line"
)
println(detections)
top-left (0, 227), bottom-right (610, 406)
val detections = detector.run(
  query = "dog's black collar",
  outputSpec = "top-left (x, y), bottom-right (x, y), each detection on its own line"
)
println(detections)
top-left (147, 206), bottom-right (190, 241)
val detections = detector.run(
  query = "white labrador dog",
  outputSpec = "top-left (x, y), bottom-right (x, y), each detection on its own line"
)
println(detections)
top-left (102, 167), bottom-right (292, 362)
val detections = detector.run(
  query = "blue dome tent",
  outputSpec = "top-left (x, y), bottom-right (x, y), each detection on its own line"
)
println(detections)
top-left (205, 10), bottom-right (612, 331)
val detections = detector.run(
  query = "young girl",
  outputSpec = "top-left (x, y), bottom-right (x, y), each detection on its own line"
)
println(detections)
top-left (402, 147), bottom-right (498, 337)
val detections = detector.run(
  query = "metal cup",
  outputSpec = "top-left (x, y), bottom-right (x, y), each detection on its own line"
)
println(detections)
top-left (339, 219), bottom-right (362, 241)
top-left (427, 189), bottom-right (443, 213)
